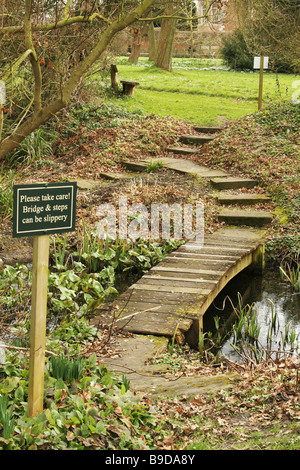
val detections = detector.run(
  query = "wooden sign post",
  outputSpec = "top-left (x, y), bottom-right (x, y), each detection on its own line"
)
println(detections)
top-left (28, 235), bottom-right (50, 417)
top-left (258, 55), bottom-right (264, 111)
top-left (253, 56), bottom-right (269, 111)
top-left (13, 182), bottom-right (77, 417)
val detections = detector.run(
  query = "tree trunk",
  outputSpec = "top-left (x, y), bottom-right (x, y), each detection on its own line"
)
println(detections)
top-left (128, 18), bottom-right (150, 64)
top-left (128, 28), bottom-right (142, 63)
top-left (148, 21), bottom-right (157, 61)
top-left (155, 3), bottom-right (177, 72)
top-left (111, 64), bottom-right (118, 91)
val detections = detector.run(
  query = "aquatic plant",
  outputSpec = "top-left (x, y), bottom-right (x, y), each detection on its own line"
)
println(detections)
top-left (229, 296), bottom-right (299, 364)
top-left (280, 260), bottom-right (300, 292)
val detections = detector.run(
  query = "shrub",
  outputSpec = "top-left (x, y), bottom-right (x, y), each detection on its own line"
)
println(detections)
top-left (220, 30), bottom-right (253, 71)
top-left (220, 29), bottom-right (297, 73)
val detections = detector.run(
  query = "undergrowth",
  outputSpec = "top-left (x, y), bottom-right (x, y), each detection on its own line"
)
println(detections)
top-left (0, 351), bottom-right (158, 450)
top-left (0, 233), bottom-right (181, 449)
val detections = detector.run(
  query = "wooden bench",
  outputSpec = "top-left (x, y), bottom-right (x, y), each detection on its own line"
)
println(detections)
top-left (120, 80), bottom-right (140, 96)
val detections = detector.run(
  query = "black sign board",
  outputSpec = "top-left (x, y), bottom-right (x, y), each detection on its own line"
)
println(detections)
top-left (13, 182), bottom-right (77, 238)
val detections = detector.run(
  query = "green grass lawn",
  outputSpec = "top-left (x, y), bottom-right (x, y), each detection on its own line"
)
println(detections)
top-left (90, 57), bottom-right (300, 125)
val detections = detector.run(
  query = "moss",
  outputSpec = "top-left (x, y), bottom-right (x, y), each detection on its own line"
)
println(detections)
top-left (274, 206), bottom-right (289, 225)
top-left (140, 334), bottom-right (169, 352)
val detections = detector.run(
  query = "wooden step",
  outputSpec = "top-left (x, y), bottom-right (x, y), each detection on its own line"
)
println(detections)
top-left (179, 134), bottom-right (215, 145)
top-left (114, 309), bottom-right (193, 338)
top-left (194, 126), bottom-right (222, 134)
top-left (211, 177), bottom-right (258, 190)
top-left (218, 209), bottom-right (273, 227)
top-left (166, 145), bottom-right (200, 155)
top-left (121, 161), bottom-right (148, 172)
top-left (217, 193), bottom-right (271, 205)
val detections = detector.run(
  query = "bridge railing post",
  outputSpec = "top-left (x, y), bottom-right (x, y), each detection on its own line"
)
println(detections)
top-left (251, 243), bottom-right (265, 274)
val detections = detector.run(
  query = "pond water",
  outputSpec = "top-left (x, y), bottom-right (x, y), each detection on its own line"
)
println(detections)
top-left (204, 267), bottom-right (300, 362)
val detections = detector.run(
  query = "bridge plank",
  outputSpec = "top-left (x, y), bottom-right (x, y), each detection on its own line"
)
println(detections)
top-left (118, 289), bottom-right (200, 304)
top-left (142, 274), bottom-right (218, 284)
top-left (151, 266), bottom-right (223, 276)
top-left (114, 301), bottom-right (194, 315)
top-left (161, 257), bottom-right (234, 266)
top-left (168, 252), bottom-right (239, 260)
top-left (129, 283), bottom-right (211, 295)
top-left (142, 270), bottom-right (219, 281)
top-left (165, 255), bottom-right (238, 265)
top-left (115, 311), bottom-right (193, 336)
top-left (182, 244), bottom-right (254, 253)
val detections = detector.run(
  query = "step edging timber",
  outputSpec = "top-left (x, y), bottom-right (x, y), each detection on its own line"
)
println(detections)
top-left (218, 208), bottom-right (273, 227)
top-left (211, 177), bottom-right (258, 189)
top-left (216, 193), bottom-right (271, 205)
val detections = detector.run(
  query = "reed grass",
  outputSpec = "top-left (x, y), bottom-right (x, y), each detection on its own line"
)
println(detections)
top-left (280, 260), bottom-right (300, 292)
top-left (229, 294), bottom-right (299, 364)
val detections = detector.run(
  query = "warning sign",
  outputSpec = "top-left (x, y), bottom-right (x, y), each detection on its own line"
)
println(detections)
top-left (13, 182), bottom-right (77, 238)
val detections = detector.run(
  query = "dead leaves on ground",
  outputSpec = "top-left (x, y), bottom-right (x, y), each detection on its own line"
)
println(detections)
top-left (144, 357), bottom-right (300, 449)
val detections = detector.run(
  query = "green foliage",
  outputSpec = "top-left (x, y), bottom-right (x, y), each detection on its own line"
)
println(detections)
top-left (0, 352), bottom-right (158, 450)
top-left (47, 262), bottom-right (115, 318)
top-left (146, 159), bottom-right (164, 173)
top-left (73, 228), bottom-right (181, 277)
top-left (0, 169), bottom-right (14, 219)
top-left (220, 30), bottom-right (253, 71)
top-left (0, 264), bottom-right (31, 347)
top-left (0, 235), bottom-right (181, 351)
top-left (0, 230), bottom-right (184, 448)
top-left (49, 235), bottom-right (180, 320)
top-left (0, 394), bottom-right (15, 440)
top-left (49, 354), bottom-right (85, 382)
top-left (253, 102), bottom-right (300, 133)
top-left (49, 316), bottom-right (99, 350)
top-left (6, 127), bottom-right (56, 165)
top-left (265, 234), bottom-right (300, 264)
top-left (220, 28), bottom-right (297, 73)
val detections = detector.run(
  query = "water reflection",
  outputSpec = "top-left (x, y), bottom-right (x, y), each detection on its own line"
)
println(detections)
top-left (204, 267), bottom-right (300, 361)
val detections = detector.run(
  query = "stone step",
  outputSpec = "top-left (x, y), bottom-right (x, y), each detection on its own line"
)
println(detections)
top-left (122, 157), bottom-right (227, 178)
top-left (218, 209), bottom-right (273, 227)
top-left (217, 193), bottom-right (271, 205)
top-left (194, 126), bottom-right (222, 134)
top-left (211, 177), bottom-right (258, 190)
top-left (179, 134), bottom-right (215, 145)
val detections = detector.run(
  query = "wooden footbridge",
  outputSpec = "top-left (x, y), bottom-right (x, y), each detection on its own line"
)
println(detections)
top-left (101, 228), bottom-right (265, 348)
top-left (93, 125), bottom-right (272, 349)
